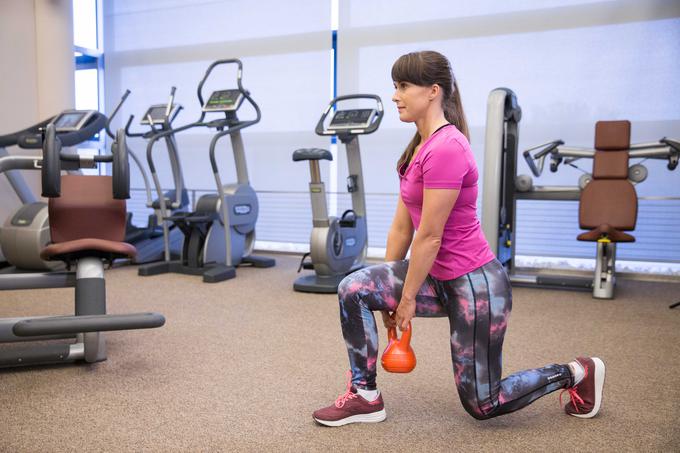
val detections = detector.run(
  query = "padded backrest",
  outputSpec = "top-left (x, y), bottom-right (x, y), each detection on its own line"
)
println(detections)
top-left (48, 175), bottom-right (127, 243)
top-left (579, 181), bottom-right (637, 230)
top-left (579, 120), bottom-right (636, 230)
top-left (592, 121), bottom-right (631, 179)
top-left (592, 151), bottom-right (629, 179)
top-left (595, 120), bottom-right (631, 150)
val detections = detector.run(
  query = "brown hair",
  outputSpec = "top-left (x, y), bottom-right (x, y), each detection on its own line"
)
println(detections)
top-left (392, 51), bottom-right (469, 171)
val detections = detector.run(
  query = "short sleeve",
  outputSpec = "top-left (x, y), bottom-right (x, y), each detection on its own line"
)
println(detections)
top-left (420, 138), bottom-right (468, 189)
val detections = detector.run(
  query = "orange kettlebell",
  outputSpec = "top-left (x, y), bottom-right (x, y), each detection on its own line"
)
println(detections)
top-left (381, 322), bottom-right (416, 373)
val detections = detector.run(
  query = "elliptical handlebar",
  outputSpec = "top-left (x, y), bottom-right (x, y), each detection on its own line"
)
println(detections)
top-left (197, 59), bottom-right (244, 115)
top-left (196, 58), bottom-right (261, 129)
top-left (315, 94), bottom-right (384, 136)
top-left (123, 114), bottom-right (144, 138)
top-left (166, 86), bottom-right (177, 119)
top-left (106, 90), bottom-right (131, 139)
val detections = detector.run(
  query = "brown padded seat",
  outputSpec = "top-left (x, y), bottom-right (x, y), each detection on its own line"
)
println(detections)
top-left (42, 174), bottom-right (137, 262)
top-left (41, 238), bottom-right (137, 261)
top-left (578, 120), bottom-right (637, 243)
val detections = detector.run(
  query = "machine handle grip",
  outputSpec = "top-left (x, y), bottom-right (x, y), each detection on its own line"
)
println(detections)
top-left (661, 137), bottom-right (679, 170)
top-left (166, 86), bottom-right (177, 119)
top-left (106, 89), bottom-right (131, 139)
top-left (13, 312), bottom-right (165, 336)
top-left (523, 150), bottom-right (541, 177)
top-left (315, 94), bottom-right (384, 136)
top-left (197, 58), bottom-right (244, 117)
top-left (2, 118), bottom-right (53, 148)
top-left (112, 128), bottom-right (130, 199)
top-left (124, 114), bottom-right (145, 138)
top-left (41, 124), bottom-right (62, 197)
top-left (522, 140), bottom-right (564, 177)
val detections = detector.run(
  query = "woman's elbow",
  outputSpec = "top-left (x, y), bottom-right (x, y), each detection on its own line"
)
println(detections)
top-left (418, 232), bottom-right (442, 249)
top-left (391, 224), bottom-right (414, 238)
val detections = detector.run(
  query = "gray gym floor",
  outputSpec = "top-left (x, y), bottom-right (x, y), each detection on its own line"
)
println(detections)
top-left (1, 254), bottom-right (678, 452)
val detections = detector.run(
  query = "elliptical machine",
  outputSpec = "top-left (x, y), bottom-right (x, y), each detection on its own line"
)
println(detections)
top-left (292, 94), bottom-right (383, 293)
top-left (105, 87), bottom-right (189, 263)
top-left (139, 59), bottom-right (275, 283)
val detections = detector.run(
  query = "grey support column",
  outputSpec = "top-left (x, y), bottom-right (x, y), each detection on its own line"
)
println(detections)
top-left (309, 161), bottom-right (329, 227)
top-left (75, 257), bottom-right (107, 363)
top-left (481, 89), bottom-right (507, 256)
top-left (230, 131), bottom-right (249, 185)
top-left (165, 134), bottom-right (185, 208)
top-left (344, 136), bottom-right (366, 218)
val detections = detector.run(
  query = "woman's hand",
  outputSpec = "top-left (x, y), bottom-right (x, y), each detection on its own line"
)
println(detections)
top-left (380, 311), bottom-right (397, 329)
top-left (394, 295), bottom-right (416, 331)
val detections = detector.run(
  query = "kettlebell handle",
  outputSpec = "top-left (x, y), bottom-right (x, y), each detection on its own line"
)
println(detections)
top-left (388, 321), bottom-right (412, 344)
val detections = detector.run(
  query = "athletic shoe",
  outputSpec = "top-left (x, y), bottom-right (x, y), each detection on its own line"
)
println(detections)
top-left (313, 372), bottom-right (387, 427)
top-left (560, 357), bottom-right (606, 418)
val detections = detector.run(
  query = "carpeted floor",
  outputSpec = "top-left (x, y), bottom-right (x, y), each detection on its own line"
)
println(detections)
top-left (0, 254), bottom-right (679, 452)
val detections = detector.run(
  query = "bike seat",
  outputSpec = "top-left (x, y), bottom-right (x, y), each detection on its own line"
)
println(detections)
top-left (292, 148), bottom-right (332, 162)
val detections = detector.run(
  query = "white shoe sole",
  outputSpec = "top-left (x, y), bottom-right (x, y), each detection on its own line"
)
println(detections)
top-left (314, 409), bottom-right (387, 427)
top-left (571, 357), bottom-right (605, 419)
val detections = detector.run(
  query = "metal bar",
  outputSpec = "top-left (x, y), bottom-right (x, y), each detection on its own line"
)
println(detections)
top-left (13, 313), bottom-right (166, 337)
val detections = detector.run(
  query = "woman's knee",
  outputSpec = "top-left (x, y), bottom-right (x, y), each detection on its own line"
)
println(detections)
top-left (338, 273), bottom-right (362, 301)
top-left (338, 264), bottom-right (385, 300)
top-left (461, 403), bottom-right (492, 420)
top-left (456, 385), bottom-right (495, 420)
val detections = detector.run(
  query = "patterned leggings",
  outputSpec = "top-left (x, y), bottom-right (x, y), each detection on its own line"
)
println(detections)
top-left (338, 259), bottom-right (573, 420)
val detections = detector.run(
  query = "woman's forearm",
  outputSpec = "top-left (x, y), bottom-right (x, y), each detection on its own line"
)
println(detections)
top-left (385, 227), bottom-right (413, 262)
top-left (401, 231), bottom-right (441, 300)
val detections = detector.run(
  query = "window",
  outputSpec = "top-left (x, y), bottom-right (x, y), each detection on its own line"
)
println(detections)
top-left (73, 0), bottom-right (104, 173)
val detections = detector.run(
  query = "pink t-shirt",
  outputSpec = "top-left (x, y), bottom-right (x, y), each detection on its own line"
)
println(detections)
top-left (399, 125), bottom-right (495, 281)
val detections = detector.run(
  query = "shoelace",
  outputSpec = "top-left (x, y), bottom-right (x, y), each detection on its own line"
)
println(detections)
top-left (559, 362), bottom-right (590, 412)
top-left (334, 370), bottom-right (358, 408)
top-left (560, 387), bottom-right (585, 412)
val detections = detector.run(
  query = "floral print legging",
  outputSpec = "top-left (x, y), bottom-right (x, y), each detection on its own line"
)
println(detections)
top-left (338, 258), bottom-right (573, 420)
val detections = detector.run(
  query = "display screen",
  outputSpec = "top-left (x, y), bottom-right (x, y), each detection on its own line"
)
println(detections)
top-left (329, 109), bottom-right (374, 128)
top-left (54, 112), bottom-right (87, 129)
top-left (146, 106), bottom-right (168, 121)
top-left (203, 89), bottom-right (242, 111)
top-left (140, 104), bottom-right (180, 125)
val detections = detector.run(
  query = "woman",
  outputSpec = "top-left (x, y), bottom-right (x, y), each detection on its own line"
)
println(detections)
top-left (312, 51), bottom-right (605, 426)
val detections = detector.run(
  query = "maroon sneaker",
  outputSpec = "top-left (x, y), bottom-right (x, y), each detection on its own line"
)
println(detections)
top-left (313, 372), bottom-right (387, 427)
top-left (560, 357), bottom-right (606, 418)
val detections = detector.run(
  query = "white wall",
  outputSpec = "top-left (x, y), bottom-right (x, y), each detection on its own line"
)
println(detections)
top-left (0, 0), bottom-right (75, 230)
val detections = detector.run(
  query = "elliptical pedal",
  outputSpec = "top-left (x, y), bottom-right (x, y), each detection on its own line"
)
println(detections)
top-left (297, 252), bottom-right (313, 272)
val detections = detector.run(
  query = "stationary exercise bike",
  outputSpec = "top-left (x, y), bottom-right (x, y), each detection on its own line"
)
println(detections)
top-left (293, 94), bottom-right (383, 293)
top-left (139, 59), bottom-right (275, 283)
